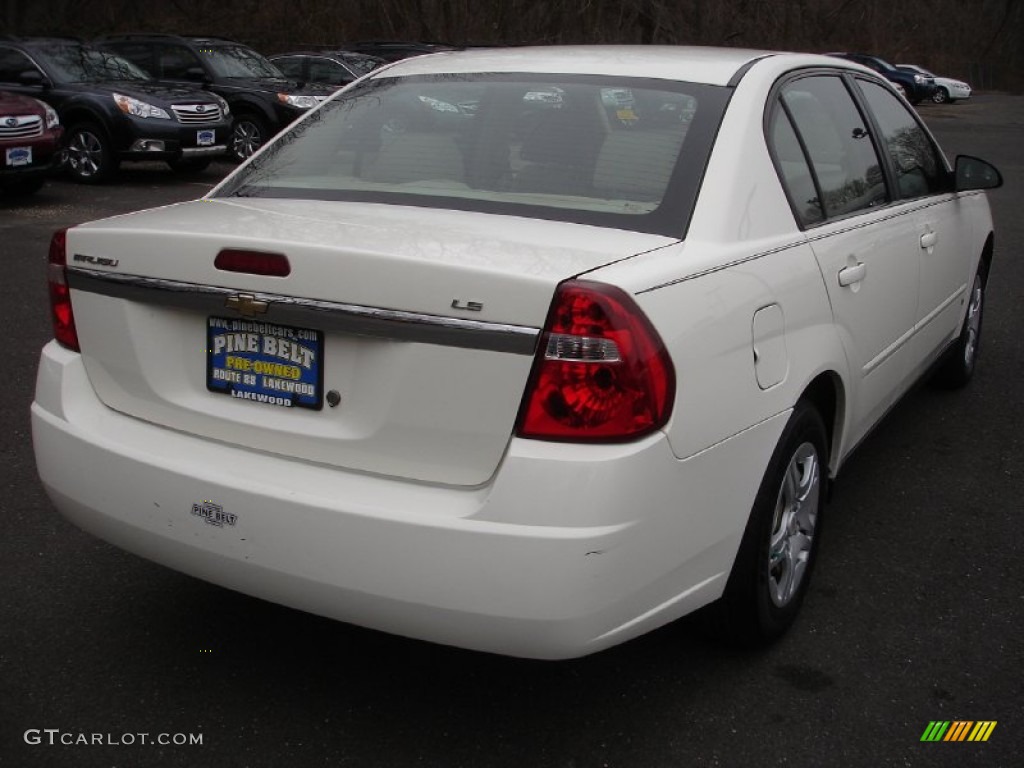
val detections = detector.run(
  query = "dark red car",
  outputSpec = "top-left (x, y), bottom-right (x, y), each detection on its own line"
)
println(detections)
top-left (0, 90), bottom-right (63, 196)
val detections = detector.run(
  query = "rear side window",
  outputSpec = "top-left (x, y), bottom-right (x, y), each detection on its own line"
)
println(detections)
top-left (769, 106), bottom-right (824, 226)
top-left (856, 79), bottom-right (947, 198)
top-left (774, 75), bottom-right (888, 222)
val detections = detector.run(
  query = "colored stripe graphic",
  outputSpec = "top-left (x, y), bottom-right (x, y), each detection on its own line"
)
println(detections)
top-left (945, 721), bottom-right (972, 741)
top-left (921, 721), bottom-right (950, 741)
top-left (922, 721), bottom-right (997, 742)
top-left (968, 722), bottom-right (997, 742)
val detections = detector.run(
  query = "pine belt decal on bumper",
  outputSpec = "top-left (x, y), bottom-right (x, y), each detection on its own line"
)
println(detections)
top-left (190, 500), bottom-right (237, 527)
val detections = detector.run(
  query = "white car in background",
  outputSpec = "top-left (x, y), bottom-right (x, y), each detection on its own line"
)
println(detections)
top-left (33, 46), bottom-right (1001, 659)
top-left (898, 64), bottom-right (973, 103)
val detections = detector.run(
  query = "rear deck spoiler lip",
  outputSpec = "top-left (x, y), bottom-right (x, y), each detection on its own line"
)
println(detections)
top-left (67, 265), bottom-right (541, 356)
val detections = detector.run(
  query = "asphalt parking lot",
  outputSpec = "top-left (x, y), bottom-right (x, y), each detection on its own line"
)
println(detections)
top-left (1, 95), bottom-right (1022, 768)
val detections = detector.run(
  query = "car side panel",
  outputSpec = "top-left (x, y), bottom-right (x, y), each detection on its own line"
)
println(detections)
top-left (910, 192), bottom-right (990, 366)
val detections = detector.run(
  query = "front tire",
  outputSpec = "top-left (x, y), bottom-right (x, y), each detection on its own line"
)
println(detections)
top-left (933, 269), bottom-right (985, 388)
top-left (709, 401), bottom-right (828, 645)
top-left (66, 123), bottom-right (117, 183)
top-left (230, 114), bottom-right (269, 162)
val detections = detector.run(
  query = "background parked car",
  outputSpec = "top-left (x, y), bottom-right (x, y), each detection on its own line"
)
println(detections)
top-left (0, 38), bottom-right (229, 182)
top-left (898, 64), bottom-right (972, 104)
top-left (269, 50), bottom-right (384, 89)
top-left (826, 52), bottom-right (937, 104)
top-left (97, 34), bottom-right (334, 161)
top-left (339, 41), bottom-right (457, 61)
top-left (0, 89), bottom-right (63, 196)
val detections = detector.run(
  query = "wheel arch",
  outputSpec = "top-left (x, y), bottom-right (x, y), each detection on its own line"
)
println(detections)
top-left (797, 370), bottom-right (845, 478)
top-left (978, 231), bottom-right (994, 285)
top-left (62, 106), bottom-right (113, 136)
top-left (229, 99), bottom-right (276, 125)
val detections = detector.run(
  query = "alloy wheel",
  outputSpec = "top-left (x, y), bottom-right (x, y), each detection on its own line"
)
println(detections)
top-left (963, 276), bottom-right (983, 368)
top-left (767, 442), bottom-right (821, 608)
top-left (68, 129), bottom-right (103, 178)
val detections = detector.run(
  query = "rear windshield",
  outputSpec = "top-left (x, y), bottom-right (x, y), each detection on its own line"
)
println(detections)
top-left (218, 73), bottom-right (729, 236)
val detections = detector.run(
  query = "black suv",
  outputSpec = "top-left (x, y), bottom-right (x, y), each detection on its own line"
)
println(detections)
top-left (98, 35), bottom-right (334, 161)
top-left (826, 53), bottom-right (937, 105)
top-left (0, 38), bottom-right (230, 182)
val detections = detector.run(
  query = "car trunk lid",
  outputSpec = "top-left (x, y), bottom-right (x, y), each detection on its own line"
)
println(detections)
top-left (65, 198), bottom-right (674, 486)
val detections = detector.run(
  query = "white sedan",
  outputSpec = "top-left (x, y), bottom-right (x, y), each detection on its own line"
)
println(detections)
top-left (898, 63), bottom-right (973, 103)
top-left (33, 46), bottom-right (1001, 659)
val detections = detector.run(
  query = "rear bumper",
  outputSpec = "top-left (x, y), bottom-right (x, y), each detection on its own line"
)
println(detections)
top-left (32, 341), bottom-right (787, 658)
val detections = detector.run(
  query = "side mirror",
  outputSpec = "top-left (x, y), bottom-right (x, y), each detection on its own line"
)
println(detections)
top-left (18, 69), bottom-right (48, 88)
top-left (955, 155), bottom-right (1003, 191)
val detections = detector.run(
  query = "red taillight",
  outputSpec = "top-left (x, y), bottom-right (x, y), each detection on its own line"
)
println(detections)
top-left (47, 227), bottom-right (79, 351)
top-left (214, 249), bottom-right (291, 277)
top-left (515, 280), bottom-right (674, 442)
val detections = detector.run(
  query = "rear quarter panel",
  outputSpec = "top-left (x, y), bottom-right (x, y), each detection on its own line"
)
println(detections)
top-left (591, 60), bottom-right (851, 466)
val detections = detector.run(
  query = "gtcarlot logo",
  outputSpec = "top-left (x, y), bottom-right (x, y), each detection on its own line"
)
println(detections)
top-left (24, 729), bottom-right (203, 746)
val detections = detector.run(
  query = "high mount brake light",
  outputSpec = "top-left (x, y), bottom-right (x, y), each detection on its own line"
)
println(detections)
top-left (515, 280), bottom-right (674, 442)
top-left (47, 228), bottom-right (79, 351)
top-left (214, 249), bottom-right (291, 277)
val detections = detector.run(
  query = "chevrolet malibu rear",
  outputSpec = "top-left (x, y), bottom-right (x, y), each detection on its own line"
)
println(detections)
top-left (33, 46), bottom-right (996, 658)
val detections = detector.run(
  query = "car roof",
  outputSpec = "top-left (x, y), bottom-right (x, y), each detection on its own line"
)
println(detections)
top-left (4, 36), bottom-right (88, 48)
top-left (270, 50), bottom-right (380, 60)
top-left (98, 33), bottom-right (243, 47)
top-left (375, 46), bottom-right (843, 87)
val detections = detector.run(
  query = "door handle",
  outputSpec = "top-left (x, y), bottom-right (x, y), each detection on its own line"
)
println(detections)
top-left (838, 262), bottom-right (866, 287)
top-left (920, 231), bottom-right (938, 249)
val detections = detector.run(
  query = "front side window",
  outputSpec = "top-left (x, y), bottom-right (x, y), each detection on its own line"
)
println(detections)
top-left (308, 58), bottom-right (353, 86)
top-left (104, 43), bottom-right (153, 73)
top-left (857, 79), bottom-right (946, 198)
top-left (158, 44), bottom-right (204, 79)
top-left (218, 74), bottom-right (729, 236)
top-left (341, 54), bottom-right (381, 77)
top-left (272, 56), bottom-right (304, 80)
top-left (780, 75), bottom-right (887, 220)
top-left (0, 47), bottom-right (38, 83)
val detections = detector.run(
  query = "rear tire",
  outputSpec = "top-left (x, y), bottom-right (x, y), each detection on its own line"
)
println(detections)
top-left (932, 87), bottom-right (950, 104)
top-left (708, 401), bottom-right (828, 645)
top-left (66, 122), bottom-right (118, 183)
top-left (933, 269), bottom-right (985, 389)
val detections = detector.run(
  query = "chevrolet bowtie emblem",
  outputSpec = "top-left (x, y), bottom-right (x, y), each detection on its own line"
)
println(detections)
top-left (225, 293), bottom-right (269, 316)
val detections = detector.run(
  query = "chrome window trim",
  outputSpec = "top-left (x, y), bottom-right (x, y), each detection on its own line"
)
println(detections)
top-left (67, 266), bottom-right (540, 356)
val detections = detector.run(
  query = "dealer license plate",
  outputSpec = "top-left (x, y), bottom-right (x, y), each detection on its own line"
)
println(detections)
top-left (197, 129), bottom-right (215, 146)
top-left (5, 147), bottom-right (31, 167)
top-left (207, 317), bottom-right (323, 410)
